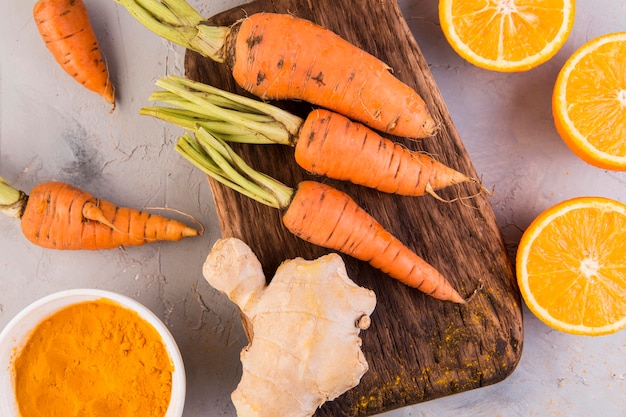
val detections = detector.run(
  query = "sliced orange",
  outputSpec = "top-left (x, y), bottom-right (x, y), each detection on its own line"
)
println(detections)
top-left (439, 0), bottom-right (575, 72)
top-left (553, 32), bottom-right (626, 171)
top-left (516, 197), bottom-right (626, 336)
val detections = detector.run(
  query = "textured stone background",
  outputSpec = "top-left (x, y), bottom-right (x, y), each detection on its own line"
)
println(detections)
top-left (1, 0), bottom-right (624, 416)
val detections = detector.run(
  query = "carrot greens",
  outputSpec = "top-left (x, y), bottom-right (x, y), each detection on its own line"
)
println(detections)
top-left (143, 75), bottom-right (301, 145)
top-left (0, 177), bottom-right (27, 219)
top-left (114, 0), bottom-right (228, 61)
top-left (176, 128), bottom-right (293, 209)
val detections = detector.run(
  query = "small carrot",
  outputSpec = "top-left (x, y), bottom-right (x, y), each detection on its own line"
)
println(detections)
top-left (0, 177), bottom-right (201, 250)
top-left (294, 109), bottom-right (470, 196)
top-left (34, 0), bottom-right (115, 106)
top-left (284, 181), bottom-right (464, 302)
top-left (141, 75), bottom-right (478, 199)
top-left (175, 128), bottom-right (465, 303)
top-left (115, 0), bottom-right (435, 138)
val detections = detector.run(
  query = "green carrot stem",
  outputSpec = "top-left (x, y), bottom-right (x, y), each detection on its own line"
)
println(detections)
top-left (176, 133), bottom-right (264, 203)
top-left (143, 102), bottom-right (290, 144)
top-left (148, 89), bottom-right (280, 126)
top-left (158, 0), bottom-right (202, 24)
top-left (148, 91), bottom-right (276, 120)
top-left (175, 128), bottom-right (294, 209)
top-left (140, 106), bottom-right (276, 144)
top-left (0, 177), bottom-right (28, 219)
top-left (115, 0), bottom-right (229, 62)
top-left (162, 75), bottom-right (302, 133)
top-left (134, 0), bottom-right (191, 25)
top-left (156, 75), bottom-right (302, 139)
top-left (143, 75), bottom-right (303, 145)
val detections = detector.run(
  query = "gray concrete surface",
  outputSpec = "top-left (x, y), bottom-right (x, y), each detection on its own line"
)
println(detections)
top-left (1, 0), bottom-right (624, 416)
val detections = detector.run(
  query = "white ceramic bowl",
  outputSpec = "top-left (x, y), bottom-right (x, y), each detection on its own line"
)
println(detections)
top-left (0, 289), bottom-right (186, 416)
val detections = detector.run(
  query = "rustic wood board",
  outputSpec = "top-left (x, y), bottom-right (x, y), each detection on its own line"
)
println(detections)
top-left (184, 0), bottom-right (523, 415)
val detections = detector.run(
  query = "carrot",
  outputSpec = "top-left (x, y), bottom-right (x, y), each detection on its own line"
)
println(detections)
top-left (0, 177), bottom-right (201, 250)
top-left (284, 181), bottom-right (464, 302)
top-left (34, 0), bottom-right (115, 106)
top-left (115, 0), bottom-right (435, 138)
top-left (175, 127), bottom-right (466, 303)
top-left (294, 109), bottom-right (470, 196)
top-left (141, 75), bottom-right (478, 199)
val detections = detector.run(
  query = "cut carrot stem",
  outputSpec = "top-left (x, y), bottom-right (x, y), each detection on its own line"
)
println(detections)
top-left (174, 129), bottom-right (465, 303)
top-left (0, 177), bottom-right (27, 219)
top-left (115, 0), bottom-right (436, 138)
top-left (144, 75), bottom-right (478, 198)
top-left (34, 0), bottom-right (115, 106)
top-left (0, 177), bottom-right (202, 250)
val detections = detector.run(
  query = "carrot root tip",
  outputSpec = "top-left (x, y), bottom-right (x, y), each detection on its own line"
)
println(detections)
top-left (425, 176), bottom-right (490, 206)
top-left (425, 184), bottom-right (449, 202)
top-left (182, 226), bottom-right (201, 237)
top-left (82, 200), bottom-right (117, 231)
top-left (419, 118), bottom-right (443, 139)
top-left (143, 206), bottom-right (205, 237)
top-left (463, 280), bottom-right (485, 304)
top-left (475, 178), bottom-right (495, 197)
top-left (422, 116), bottom-right (439, 137)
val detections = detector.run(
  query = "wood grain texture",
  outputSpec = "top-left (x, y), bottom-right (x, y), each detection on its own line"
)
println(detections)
top-left (184, 0), bottom-right (523, 415)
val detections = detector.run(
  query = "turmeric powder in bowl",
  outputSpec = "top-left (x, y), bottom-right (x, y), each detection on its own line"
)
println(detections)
top-left (1, 290), bottom-right (185, 417)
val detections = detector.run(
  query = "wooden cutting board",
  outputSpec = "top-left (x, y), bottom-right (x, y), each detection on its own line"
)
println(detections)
top-left (184, 0), bottom-right (523, 415)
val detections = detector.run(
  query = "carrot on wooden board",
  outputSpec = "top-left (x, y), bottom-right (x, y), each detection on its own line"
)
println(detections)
top-left (295, 109), bottom-right (471, 196)
top-left (115, 0), bottom-right (436, 138)
top-left (284, 181), bottom-right (464, 302)
top-left (0, 177), bottom-right (201, 250)
top-left (175, 127), bottom-right (466, 304)
top-left (141, 75), bottom-right (479, 199)
top-left (34, 0), bottom-right (115, 106)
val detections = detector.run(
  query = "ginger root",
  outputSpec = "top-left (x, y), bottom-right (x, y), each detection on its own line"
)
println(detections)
top-left (203, 238), bottom-right (377, 417)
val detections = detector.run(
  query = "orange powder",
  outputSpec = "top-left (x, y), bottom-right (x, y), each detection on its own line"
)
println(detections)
top-left (12, 299), bottom-right (173, 417)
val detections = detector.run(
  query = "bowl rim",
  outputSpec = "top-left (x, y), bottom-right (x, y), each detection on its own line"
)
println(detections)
top-left (0, 288), bottom-right (186, 417)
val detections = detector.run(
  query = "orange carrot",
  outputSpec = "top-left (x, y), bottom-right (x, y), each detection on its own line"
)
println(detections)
top-left (283, 181), bottom-right (465, 303)
top-left (175, 129), bottom-right (466, 303)
top-left (34, 0), bottom-right (115, 106)
top-left (229, 13), bottom-right (434, 138)
top-left (294, 109), bottom-right (470, 196)
top-left (141, 75), bottom-right (476, 198)
top-left (0, 178), bottom-right (200, 250)
top-left (116, 0), bottom-right (435, 138)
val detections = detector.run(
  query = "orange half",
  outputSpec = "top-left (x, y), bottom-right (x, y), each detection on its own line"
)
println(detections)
top-left (516, 197), bottom-right (626, 335)
top-left (553, 32), bottom-right (626, 170)
top-left (439, 0), bottom-right (575, 72)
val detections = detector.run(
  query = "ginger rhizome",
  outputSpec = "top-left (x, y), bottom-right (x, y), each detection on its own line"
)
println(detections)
top-left (203, 238), bottom-right (377, 417)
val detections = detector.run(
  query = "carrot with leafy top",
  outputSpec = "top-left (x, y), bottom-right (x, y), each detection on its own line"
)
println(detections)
top-left (141, 75), bottom-right (477, 199)
top-left (175, 127), bottom-right (466, 303)
top-left (34, 0), bottom-right (115, 106)
top-left (0, 177), bottom-right (201, 250)
top-left (115, 0), bottom-right (435, 138)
